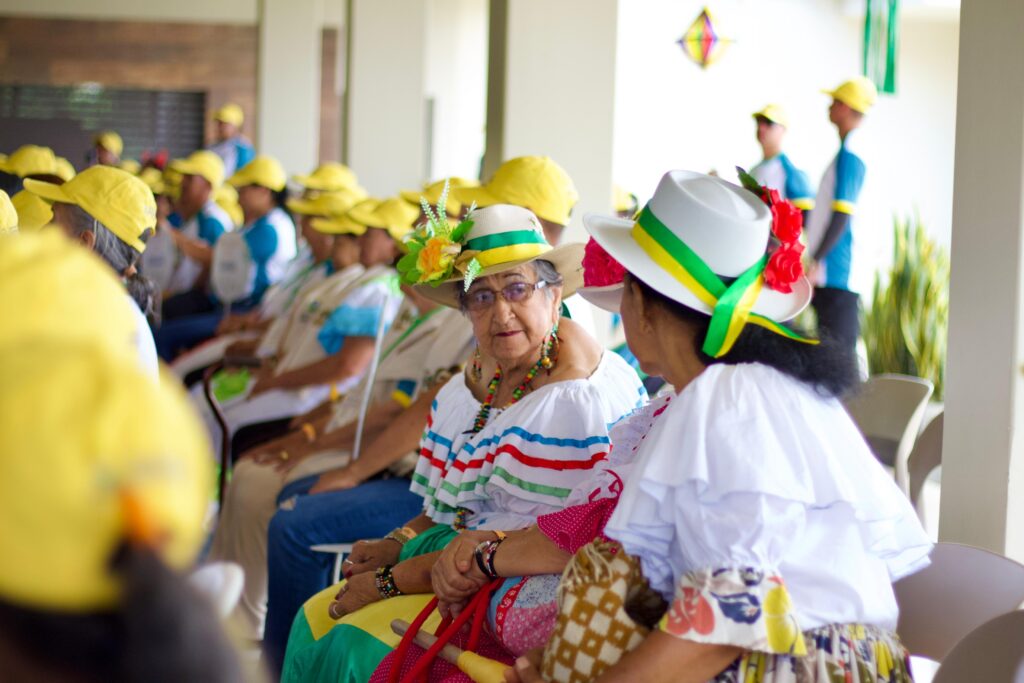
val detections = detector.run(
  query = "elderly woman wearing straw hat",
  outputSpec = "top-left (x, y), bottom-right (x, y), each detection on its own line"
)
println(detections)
top-left (24, 165), bottom-right (161, 377)
top-left (271, 203), bottom-right (645, 681)
top-left (0, 232), bottom-right (244, 683)
top-left (425, 171), bottom-right (929, 683)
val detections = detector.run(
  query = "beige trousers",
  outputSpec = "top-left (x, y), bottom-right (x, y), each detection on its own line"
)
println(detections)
top-left (207, 449), bottom-right (349, 641)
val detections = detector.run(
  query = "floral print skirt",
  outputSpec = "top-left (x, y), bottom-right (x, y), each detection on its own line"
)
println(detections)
top-left (716, 623), bottom-right (914, 683)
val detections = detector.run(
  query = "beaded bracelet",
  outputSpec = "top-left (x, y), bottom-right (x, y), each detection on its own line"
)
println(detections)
top-left (473, 537), bottom-right (506, 580)
top-left (374, 564), bottom-right (402, 599)
top-left (383, 526), bottom-right (418, 546)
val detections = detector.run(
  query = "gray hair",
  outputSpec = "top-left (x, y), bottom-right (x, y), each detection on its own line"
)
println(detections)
top-left (64, 204), bottom-right (158, 322)
top-left (457, 258), bottom-right (563, 311)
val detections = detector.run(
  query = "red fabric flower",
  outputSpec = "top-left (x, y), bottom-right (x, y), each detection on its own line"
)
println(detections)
top-left (582, 238), bottom-right (627, 287)
top-left (761, 187), bottom-right (782, 207)
top-left (763, 242), bottom-right (805, 294)
top-left (771, 200), bottom-right (803, 244)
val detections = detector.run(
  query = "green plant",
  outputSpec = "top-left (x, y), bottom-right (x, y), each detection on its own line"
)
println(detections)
top-left (862, 215), bottom-right (949, 398)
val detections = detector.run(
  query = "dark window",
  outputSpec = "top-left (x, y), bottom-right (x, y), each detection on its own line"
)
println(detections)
top-left (0, 84), bottom-right (205, 169)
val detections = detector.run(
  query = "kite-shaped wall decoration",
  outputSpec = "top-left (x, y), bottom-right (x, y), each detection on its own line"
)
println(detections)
top-left (677, 7), bottom-right (733, 69)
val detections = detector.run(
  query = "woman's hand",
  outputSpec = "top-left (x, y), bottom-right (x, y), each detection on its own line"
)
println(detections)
top-left (432, 531), bottom-right (494, 617)
top-left (343, 539), bottom-right (401, 578)
top-left (309, 466), bottom-right (363, 495)
top-left (249, 368), bottom-right (278, 396)
top-left (328, 572), bottom-right (380, 620)
top-left (503, 649), bottom-right (547, 683)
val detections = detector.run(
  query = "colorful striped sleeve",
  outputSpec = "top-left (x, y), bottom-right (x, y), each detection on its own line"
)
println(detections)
top-left (832, 147), bottom-right (866, 215)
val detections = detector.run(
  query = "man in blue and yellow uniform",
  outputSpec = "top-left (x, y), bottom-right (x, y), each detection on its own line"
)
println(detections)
top-left (805, 77), bottom-right (877, 360)
top-left (749, 104), bottom-right (815, 217)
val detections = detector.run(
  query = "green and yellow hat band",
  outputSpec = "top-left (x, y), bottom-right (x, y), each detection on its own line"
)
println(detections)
top-left (632, 205), bottom-right (815, 358)
top-left (464, 229), bottom-right (550, 269)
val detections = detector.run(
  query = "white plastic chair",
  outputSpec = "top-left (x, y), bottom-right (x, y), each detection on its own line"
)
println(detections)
top-left (311, 543), bottom-right (355, 584)
top-left (933, 610), bottom-right (1024, 682)
top-left (894, 542), bottom-right (1024, 662)
top-left (189, 561), bottom-right (245, 619)
top-left (908, 412), bottom-right (944, 527)
top-left (844, 373), bottom-right (934, 494)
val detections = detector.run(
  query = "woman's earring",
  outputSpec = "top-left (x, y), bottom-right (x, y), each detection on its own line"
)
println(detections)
top-left (470, 347), bottom-right (482, 383)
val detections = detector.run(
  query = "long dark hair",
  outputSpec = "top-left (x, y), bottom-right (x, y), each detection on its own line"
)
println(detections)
top-left (0, 543), bottom-right (245, 683)
top-left (629, 273), bottom-right (858, 398)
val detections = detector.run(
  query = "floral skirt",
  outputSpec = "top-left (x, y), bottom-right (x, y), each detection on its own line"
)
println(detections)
top-left (716, 624), bottom-right (914, 683)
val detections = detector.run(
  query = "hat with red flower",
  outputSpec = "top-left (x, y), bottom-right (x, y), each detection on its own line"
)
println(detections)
top-left (583, 169), bottom-right (815, 358)
top-left (578, 237), bottom-right (628, 311)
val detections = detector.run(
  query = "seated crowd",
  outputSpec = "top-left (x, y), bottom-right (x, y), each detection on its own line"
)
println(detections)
top-left (0, 97), bottom-right (931, 683)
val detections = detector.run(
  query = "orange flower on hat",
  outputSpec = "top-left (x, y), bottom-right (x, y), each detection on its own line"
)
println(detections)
top-left (415, 235), bottom-right (460, 283)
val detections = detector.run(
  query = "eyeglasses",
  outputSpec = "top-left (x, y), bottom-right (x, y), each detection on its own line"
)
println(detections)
top-left (463, 280), bottom-right (548, 313)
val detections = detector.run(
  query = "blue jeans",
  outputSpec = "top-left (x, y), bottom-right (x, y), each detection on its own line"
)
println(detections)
top-left (155, 311), bottom-right (223, 361)
top-left (262, 475), bottom-right (424, 674)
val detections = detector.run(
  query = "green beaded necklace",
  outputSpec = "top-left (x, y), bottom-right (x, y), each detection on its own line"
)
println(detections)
top-left (471, 330), bottom-right (558, 433)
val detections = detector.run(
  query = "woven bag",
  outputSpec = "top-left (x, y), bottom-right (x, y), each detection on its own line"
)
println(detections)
top-left (541, 539), bottom-right (667, 683)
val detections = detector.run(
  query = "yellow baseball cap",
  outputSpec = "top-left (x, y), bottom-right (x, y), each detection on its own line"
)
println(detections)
top-left (55, 157), bottom-right (76, 182)
top-left (0, 230), bottom-right (137, 353)
top-left (138, 167), bottom-right (166, 196)
top-left (753, 104), bottom-right (791, 128)
top-left (162, 167), bottom-right (183, 200)
top-left (25, 166), bottom-right (157, 253)
top-left (0, 145), bottom-right (60, 179)
top-left (215, 184), bottom-right (244, 226)
top-left (214, 103), bottom-right (245, 127)
top-left (0, 190), bottom-right (17, 234)
top-left (453, 156), bottom-right (578, 226)
top-left (349, 197), bottom-right (419, 241)
top-left (119, 159), bottom-right (141, 175)
top-left (0, 342), bottom-right (211, 611)
top-left (292, 162), bottom-right (362, 192)
top-left (94, 131), bottom-right (124, 157)
top-left (612, 185), bottom-right (638, 214)
top-left (170, 150), bottom-right (226, 190)
top-left (823, 76), bottom-right (878, 114)
top-left (310, 198), bottom-right (378, 235)
top-left (228, 155), bottom-right (287, 192)
top-left (400, 177), bottom-right (479, 217)
top-left (11, 190), bottom-right (53, 231)
top-left (287, 188), bottom-right (363, 217)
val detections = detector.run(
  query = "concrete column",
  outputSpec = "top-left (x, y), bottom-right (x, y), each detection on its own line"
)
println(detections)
top-left (495, 0), bottom-right (620, 242)
top-left (257, 0), bottom-right (322, 175)
top-left (344, 0), bottom-right (428, 196)
top-left (940, 0), bottom-right (1024, 561)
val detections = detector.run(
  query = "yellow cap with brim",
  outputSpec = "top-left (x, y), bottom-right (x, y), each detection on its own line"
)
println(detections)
top-left (752, 104), bottom-right (790, 128)
top-left (292, 162), bottom-right (361, 192)
top-left (0, 342), bottom-right (211, 611)
top-left (170, 150), bottom-right (226, 191)
top-left (55, 157), bottom-right (76, 182)
top-left (25, 166), bottom-right (157, 253)
top-left (823, 76), bottom-right (878, 114)
top-left (0, 230), bottom-right (138, 353)
top-left (453, 156), bottom-right (577, 227)
top-left (613, 185), bottom-right (638, 214)
top-left (11, 191), bottom-right (53, 231)
top-left (0, 145), bottom-right (60, 179)
top-left (287, 188), bottom-right (363, 217)
top-left (214, 103), bottom-right (245, 127)
top-left (310, 198), bottom-right (378, 235)
top-left (138, 167), bottom-right (166, 196)
top-left (94, 131), bottom-right (124, 157)
top-left (215, 184), bottom-right (243, 227)
top-left (348, 197), bottom-right (419, 242)
top-left (400, 177), bottom-right (479, 217)
top-left (228, 155), bottom-right (287, 192)
top-left (119, 159), bottom-right (141, 175)
top-left (0, 190), bottom-right (17, 234)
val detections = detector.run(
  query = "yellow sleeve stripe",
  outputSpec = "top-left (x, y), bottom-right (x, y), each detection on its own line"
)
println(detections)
top-left (832, 199), bottom-right (856, 215)
top-left (391, 390), bottom-right (413, 408)
top-left (792, 198), bottom-right (815, 211)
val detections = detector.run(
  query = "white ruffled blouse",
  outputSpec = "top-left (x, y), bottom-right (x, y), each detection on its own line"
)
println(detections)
top-left (411, 351), bottom-right (647, 531)
top-left (604, 362), bottom-right (932, 651)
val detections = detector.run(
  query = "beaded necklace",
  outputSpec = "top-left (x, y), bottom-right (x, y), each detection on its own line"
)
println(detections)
top-left (470, 332), bottom-right (558, 433)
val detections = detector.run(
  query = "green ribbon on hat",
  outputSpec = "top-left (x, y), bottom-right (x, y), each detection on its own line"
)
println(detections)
top-left (632, 206), bottom-right (816, 357)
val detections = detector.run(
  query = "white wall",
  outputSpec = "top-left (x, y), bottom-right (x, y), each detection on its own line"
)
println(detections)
top-left (613, 0), bottom-right (959, 294)
top-left (424, 0), bottom-right (488, 183)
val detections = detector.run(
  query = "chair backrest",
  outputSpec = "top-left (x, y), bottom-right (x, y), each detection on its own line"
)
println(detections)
top-left (189, 561), bottom-right (245, 619)
top-left (844, 373), bottom-right (934, 492)
top-left (933, 610), bottom-right (1024, 682)
top-left (894, 542), bottom-right (1024, 661)
top-left (908, 412), bottom-right (944, 508)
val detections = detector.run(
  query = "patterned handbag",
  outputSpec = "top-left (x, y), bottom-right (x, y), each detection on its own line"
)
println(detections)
top-left (541, 538), bottom-right (667, 683)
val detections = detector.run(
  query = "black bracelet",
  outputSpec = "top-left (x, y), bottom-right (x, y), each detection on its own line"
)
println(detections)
top-left (474, 541), bottom-right (492, 578)
top-left (485, 537), bottom-right (504, 579)
top-left (374, 564), bottom-right (402, 599)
